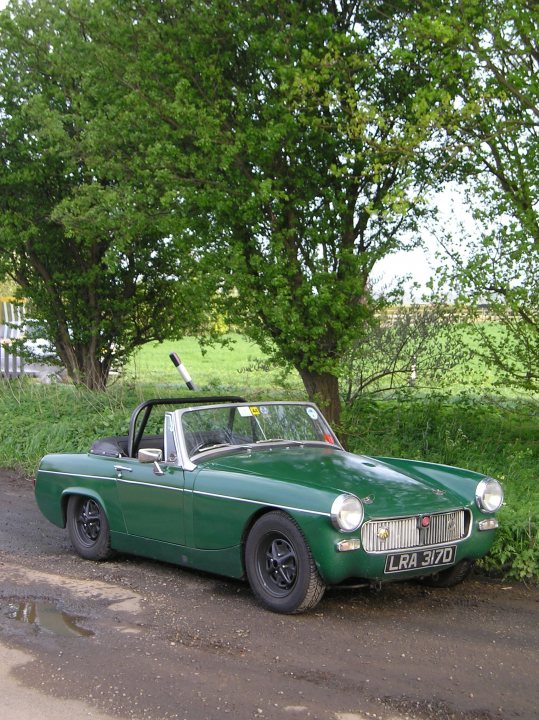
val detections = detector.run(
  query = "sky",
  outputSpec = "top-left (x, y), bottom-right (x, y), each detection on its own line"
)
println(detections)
top-left (374, 185), bottom-right (473, 298)
top-left (375, 245), bottom-right (436, 296)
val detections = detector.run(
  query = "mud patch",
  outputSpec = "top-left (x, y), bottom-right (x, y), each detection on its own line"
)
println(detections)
top-left (382, 695), bottom-right (496, 720)
top-left (1, 561), bottom-right (143, 615)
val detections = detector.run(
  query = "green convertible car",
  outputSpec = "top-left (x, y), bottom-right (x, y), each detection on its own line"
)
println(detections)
top-left (35, 396), bottom-right (504, 613)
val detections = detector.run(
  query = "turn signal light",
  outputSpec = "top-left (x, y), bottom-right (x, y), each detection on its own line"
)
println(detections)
top-left (478, 518), bottom-right (499, 531)
top-left (336, 538), bottom-right (361, 552)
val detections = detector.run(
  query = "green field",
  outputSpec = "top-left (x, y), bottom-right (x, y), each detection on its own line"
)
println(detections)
top-left (0, 333), bottom-right (537, 582)
top-left (125, 335), bottom-right (303, 395)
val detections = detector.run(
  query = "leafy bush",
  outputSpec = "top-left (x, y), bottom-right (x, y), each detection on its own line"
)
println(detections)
top-left (484, 506), bottom-right (538, 581)
top-left (0, 381), bottom-right (143, 472)
top-left (340, 304), bottom-right (473, 401)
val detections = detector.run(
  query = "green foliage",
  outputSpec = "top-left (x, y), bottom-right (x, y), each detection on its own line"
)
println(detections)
top-left (486, 505), bottom-right (539, 581)
top-left (0, 0), bottom-right (215, 390)
top-left (7, 0), bottom-right (528, 423)
top-left (0, 381), bottom-right (135, 471)
top-left (205, 1), bottom-right (452, 419)
top-left (341, 303), bottom-right (474, 401)
top-left (2, 0), bottom-right (538, 421)
top-left (22, 0), bottom-right (458, 422)
top-left (0, 280), bottom-right (16, 297)
top-left (419, 0), bottom-right (539, 391)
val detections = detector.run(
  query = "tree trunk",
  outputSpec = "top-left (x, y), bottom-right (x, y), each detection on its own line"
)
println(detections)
top-left (56, 341), bottom-right (110, 391)
top-left (297, 368), bottom-right (342, 431)
top-left (81, 356), bottom-right (110, 391)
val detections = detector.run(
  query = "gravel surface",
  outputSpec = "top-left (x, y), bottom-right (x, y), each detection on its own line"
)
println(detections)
top-left (1, 469), bottom-right (538, 720)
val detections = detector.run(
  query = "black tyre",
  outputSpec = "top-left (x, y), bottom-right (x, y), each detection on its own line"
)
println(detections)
top-left (245, 511), bottom-right (325, 613)
top-left (66, 495), bottom-right (113, 561)
top-left (419, 559), bottom-right (474, 588)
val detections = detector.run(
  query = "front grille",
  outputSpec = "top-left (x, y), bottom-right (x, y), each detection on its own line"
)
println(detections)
top-left (361, 509), bottom-right (470, 553)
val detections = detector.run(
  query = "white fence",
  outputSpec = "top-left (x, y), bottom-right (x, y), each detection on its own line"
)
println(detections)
top-left (0, 299), bottom-right (64, 382)
top-left (0, 299), bottom-right (25, 378)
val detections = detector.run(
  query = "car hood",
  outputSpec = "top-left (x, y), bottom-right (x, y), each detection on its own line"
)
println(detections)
top-left (206, 445), bottom-right (473, 515)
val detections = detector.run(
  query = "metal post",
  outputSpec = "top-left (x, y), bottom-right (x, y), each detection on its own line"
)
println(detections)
top-left (169, 352), bottom-right (197, 391)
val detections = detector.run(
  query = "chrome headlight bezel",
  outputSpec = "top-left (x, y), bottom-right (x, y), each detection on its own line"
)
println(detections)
top-left (330, 493), bottom-right (364, 532)
top-left (475, 477), bottom-right (504, 513)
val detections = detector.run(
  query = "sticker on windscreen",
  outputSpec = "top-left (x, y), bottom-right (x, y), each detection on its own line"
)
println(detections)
top-left (238, 407), bottom-right (252, 417)
top-left (259, 406), bottom-right (269, 415)
top-left (306, 407), bottom-right (318, 420)
top-left (250, 406), bottom-right (261, 416)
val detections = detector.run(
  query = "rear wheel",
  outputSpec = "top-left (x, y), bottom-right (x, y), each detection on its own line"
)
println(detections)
top-left (66, 495), bottom-right (113, 561)
top-left (419, 560), bottom-right (474, 588)
top-left (245, 511), bottom-right (325, 613)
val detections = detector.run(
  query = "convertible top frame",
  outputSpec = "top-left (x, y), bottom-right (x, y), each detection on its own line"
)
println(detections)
top-left (127, 396), bottom-right (246, 458)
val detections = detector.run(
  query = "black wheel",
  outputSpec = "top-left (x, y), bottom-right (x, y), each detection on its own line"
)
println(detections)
top-left (66, 495), bottom-right (113, 561)
top-left (245, 511), bottom-right (325, 613)
top-left (419, 559), bottom-right (474, 588)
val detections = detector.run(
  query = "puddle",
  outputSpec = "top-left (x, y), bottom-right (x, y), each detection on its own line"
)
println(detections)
top-left (5, 600), bottom-right (94, 638)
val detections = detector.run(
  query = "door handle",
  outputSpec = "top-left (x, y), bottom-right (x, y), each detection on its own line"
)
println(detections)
top-left (114, 465), bottom-right (133, 478)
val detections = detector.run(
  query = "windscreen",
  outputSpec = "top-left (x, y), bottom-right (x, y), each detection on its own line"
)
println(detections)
top-left (180, 403), bottom-right (338, 457)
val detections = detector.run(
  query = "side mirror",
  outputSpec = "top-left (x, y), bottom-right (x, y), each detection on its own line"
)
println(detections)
top-left (137, 448), bottom-right (165, 476)
top-left (138, 448), bottom-right (163, 463)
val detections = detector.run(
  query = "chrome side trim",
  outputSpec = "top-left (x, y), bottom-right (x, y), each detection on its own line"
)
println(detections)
top-left (116, 478), bottom-right (184, 493)
top-left (42, 470), bottom-right (329, 517)
top-left (41, 469), bottom-right (183, 493)
top-left (41, 470), bottom-right (115, 482)
top-left (191, 489), bottom-right (330, 518)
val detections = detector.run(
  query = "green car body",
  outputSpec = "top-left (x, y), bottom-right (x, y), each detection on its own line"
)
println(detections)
top-left (34, 397), bottom-right (503, 613)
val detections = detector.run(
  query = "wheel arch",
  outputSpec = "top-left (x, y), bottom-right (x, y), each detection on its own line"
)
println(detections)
top-left (239, 505), bottom-right (323, 575)
top-left (240, 506), bottom-right (282, 575)
top-left (60, 487), bottom-right (109, 527)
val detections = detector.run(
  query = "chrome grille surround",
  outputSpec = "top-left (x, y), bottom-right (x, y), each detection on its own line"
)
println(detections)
top-left (361, 508), bottom-right (471, 554)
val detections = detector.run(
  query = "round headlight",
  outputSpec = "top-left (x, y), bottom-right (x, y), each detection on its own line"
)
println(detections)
top-left (331, 494), bottom-right (364, 532)
top-left (476, 478), bottom-right (504, 513)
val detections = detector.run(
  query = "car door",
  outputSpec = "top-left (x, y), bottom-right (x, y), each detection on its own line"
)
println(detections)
top-left (114, 460), bottom-right (186, 545)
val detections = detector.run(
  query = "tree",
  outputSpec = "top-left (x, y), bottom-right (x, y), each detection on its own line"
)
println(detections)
top-left (84, 0), bottom-right (455, 424)
top-left (208, 1), bottom-right (460, 425)
top-left (0, 0), bottom-right (211, 389)
top-left (1, 1), bottom-right (466, 413)
top-left (341, 302), bottom-right (472, 402)
top-left (421, 0), bottom-right (539, 390)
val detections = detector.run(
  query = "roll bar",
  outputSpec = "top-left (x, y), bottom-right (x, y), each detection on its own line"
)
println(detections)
top-left (127, 396), bottom-right (246, 457)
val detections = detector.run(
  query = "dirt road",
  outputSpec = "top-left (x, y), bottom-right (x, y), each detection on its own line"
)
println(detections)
top-left (1, 469), bottom-right (537, 720)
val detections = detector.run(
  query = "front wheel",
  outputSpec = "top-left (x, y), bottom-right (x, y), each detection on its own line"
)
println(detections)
top-left (66, 495), bottom-right (113, 561)
top-left (419, 559), bottom-right (474, 588)
top-left (245, 511), bottom-right (325, 613)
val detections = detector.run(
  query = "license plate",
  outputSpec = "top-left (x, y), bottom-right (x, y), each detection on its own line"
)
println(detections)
top-left (384, 545), bottom-right (456, 574)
